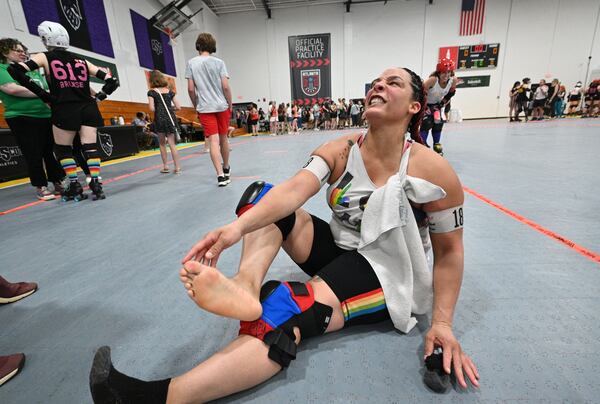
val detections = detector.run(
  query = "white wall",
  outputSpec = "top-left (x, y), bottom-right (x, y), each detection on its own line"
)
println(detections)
top-left (217, 0), bottom-right (600, 119)
top-left (0, 0), bottom-right (212, 107)
top-left (3, 0), bottom-right (599, 118)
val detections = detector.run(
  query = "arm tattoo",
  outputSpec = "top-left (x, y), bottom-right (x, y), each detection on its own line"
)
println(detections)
top-left (339, 139), bottom-right (355, 160)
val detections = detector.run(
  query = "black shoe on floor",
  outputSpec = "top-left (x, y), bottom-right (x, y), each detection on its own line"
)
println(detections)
top-left (218, 175), bottom-right (229, 187)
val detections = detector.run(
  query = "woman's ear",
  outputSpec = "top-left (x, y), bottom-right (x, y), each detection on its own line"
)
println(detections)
top-left (409, 101), bottom-right (421, 115)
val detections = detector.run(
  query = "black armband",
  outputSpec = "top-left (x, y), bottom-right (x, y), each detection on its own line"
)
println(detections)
top-left (7, 63), bottom-right (55, 104)
top-left (24, 60), bottom-right (40, 71)
top-left (96, 69), bottom-right (107, 81)
top-left (101, 77), bottom-right (119, 95)
top-left (442, 90), bottom-right (456, 104)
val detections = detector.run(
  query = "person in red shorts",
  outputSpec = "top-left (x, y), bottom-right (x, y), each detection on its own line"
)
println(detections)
top-left (185, 32), bottom-right (233, 187)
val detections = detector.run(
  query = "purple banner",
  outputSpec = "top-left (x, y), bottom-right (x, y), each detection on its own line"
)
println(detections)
top-left (21, 0), bottom-right (114, 58)
top-left (130, 10), bottom-right (176, 77)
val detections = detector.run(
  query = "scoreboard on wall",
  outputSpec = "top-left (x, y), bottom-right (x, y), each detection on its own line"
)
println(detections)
top-left (439, 43), bottom-right (500, 71)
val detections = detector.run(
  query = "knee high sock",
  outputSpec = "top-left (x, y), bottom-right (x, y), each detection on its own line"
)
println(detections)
top-left (87, 157), bottom-right (101, 179)
top-left (108, 364), bottom-right (170, 404)
top-left (60, 158), bottom-right (78, 182)
top-left (420, 130), bottom-right (429, 146)
top-left (432, 130), bottom-right (442, 144)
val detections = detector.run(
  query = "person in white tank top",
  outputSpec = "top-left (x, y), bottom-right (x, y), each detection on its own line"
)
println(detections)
top-left (419, 58), bottom-right (457, 156)
top-left (90, 67), bottom-right (479, 403)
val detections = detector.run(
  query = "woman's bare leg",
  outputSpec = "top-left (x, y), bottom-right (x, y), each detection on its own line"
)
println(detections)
top-left (180, 210), bottom-right (315, 321)
top-left (168, 275), bottom-right (344, 404)
top-left (158, 133), bottom-right (168, 169)
top-left (166, 134), bottom-right (181, 171)
top-left (53, 126), bottom-right (77, 146)
top-left (219, 134), bottom-right (230, 170)
top-left (207, 135), bottom-right (224, 175)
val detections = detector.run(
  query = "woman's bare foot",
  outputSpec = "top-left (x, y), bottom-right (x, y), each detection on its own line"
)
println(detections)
top-left (179, 261), bottom-right (262, 321)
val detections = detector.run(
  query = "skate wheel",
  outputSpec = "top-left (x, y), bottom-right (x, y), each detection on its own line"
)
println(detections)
top-left (74, 196), bottom-right (81, 202)
top-left (62, 196), bottom-right (69, 202)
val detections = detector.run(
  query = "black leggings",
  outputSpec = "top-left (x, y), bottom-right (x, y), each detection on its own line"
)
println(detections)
top-left (283, 213), bottom-right (390, 327)
top-left (6, 116), bottom-right (64, 187)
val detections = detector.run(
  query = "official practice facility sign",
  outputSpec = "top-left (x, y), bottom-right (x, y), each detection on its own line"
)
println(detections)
top-left (288, 34), bottom-right (331, 106)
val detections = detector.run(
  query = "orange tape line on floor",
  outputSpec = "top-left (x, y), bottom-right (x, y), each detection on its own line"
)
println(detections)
top-left (0, 137), bottom-right (263, 216)
top-left (463, 186), bottom-right (600, 265)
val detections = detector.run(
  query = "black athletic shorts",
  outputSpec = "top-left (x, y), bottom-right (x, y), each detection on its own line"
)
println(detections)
top-left (294, 214), bottom-right (390, 327)
top-left (52, 102), bottom-right (104, 131)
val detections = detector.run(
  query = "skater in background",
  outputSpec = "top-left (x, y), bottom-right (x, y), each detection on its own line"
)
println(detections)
top-left (567, 81), bottom-right (583, 115)
top-left (8, 21), bottom-right (119, 201)
top-left (514, 78), bottom-right (531, 122)
top-left (508, 81), bottom-right (520, 122)
top-left (420, 58), bottom-right (457, 155)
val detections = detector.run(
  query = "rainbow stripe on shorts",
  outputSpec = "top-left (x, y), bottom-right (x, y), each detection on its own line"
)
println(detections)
top-left (341, 288), bottom-right (386, 321)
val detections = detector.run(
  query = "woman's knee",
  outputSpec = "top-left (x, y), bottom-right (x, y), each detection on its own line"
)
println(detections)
top-left (281, 209), bottom-right (314, 263)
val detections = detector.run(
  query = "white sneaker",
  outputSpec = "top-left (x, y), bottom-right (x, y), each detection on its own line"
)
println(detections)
top-left (36, 186), bottom-right (56, 201)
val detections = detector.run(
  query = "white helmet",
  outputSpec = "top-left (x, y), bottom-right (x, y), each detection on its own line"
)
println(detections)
top-left (38, 21), bottom-right (69, 49)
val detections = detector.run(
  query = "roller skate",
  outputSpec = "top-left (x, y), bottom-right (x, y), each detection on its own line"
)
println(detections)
top-left (433, 143), bottom-right (444, 156)
top-left (88, 178), bottom-right (106, 200)
top-left (61, 181), bottom-right (87, 202)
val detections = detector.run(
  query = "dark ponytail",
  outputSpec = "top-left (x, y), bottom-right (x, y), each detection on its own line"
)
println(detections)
top-left (401, 68), bottom-right (427, 144)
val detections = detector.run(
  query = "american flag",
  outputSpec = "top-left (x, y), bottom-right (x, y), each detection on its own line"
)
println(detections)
top-left (460, 0), bottom-right (486, 36)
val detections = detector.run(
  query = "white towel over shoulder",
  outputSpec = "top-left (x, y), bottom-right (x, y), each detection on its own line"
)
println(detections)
top-left (357, 145), bottom-right (446, 333)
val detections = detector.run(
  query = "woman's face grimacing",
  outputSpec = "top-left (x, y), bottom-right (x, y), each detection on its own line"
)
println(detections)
top-left (364, 68), bottom-right (420, 123)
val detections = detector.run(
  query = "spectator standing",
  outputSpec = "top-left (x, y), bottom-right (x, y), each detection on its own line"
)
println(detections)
top-left (147, 70), bottom-right (182, 174)
top-left (531, 79), bottom-right (548, 121)
top-left (515, 78), bottom-right (531, 122)
top-left (554, 84), bottom-right (566, 119)
top-left (0, 38), bottom-right (64, 200)
top-left (268, 101), bottom-right (277, 135)
top-left (185, 33), bottom-right (232, 187)
top-left (509, 81), bottom-right (520, 122)
top-left (277, 103), bottom-right (286, 134)
top-left (350, 100), bottom-right (360, 127)
top-left (547, 79), bottom-right (560, 118)
top-left (567, 81), bottom-right (583, 115)
top-left (290, 103), bottom-right (299, 134)
top-left (312, 102), bottom-right (321, 130)
top-left (249, 104), bottom-right (259, 136)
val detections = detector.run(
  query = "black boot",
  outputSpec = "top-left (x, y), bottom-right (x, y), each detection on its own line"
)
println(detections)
top-left (61, 181), bottom-right (87, 202)
top-left (89, 179), bottom-right (106, 200)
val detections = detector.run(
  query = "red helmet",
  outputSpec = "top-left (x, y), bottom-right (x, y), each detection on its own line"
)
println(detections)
top-left (436, 58), bottom-right (455, 73)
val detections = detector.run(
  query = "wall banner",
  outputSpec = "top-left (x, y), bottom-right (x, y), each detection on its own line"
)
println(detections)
top-left (21, 0), bottom-right (114, 58)
top-left (288, 33), bottom-right (331, 106)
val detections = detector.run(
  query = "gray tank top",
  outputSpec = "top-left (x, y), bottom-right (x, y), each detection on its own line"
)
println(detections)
top-left (427, 77), bottom-right (454, 105)
top-left (327, 135), bottom-right (413, 249)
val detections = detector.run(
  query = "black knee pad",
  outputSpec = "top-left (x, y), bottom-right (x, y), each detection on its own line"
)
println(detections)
top-left (239, 280), bottom-right (333, 368)
top-left (54, 144), bottom-right (74, 161)
top-left (235, 181), bottom-right (296, 240)
top-left (421, 115), bottom-right (434, 132)
top-left (81, 143), bottom-right (100, 160)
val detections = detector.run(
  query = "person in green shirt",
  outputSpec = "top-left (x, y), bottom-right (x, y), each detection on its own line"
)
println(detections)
top-left (0, 38), bottom-right (64, 200)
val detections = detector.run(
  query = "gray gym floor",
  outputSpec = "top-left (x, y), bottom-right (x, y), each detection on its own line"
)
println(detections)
top-left (1, 118), bottom-right (599, 403)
